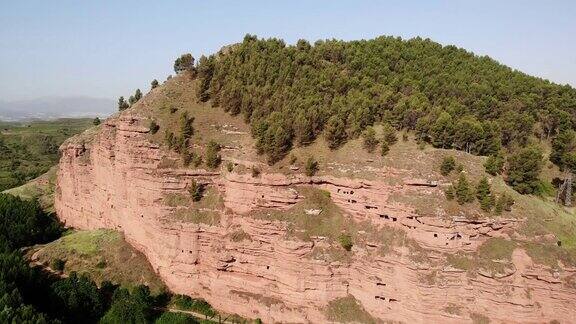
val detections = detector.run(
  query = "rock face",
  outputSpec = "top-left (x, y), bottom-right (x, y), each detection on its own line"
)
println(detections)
top-left (56, 114), bottom-right (576, 323)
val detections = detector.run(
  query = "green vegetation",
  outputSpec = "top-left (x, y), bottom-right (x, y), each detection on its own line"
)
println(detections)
top-left (151, 79), bottom-right (159, 89)
top-left (205, 140), bottom-right (221, 169)
top-left (0, 118), bottom-right (92, 191)
top-left (170, 295), bottom-right (216, 318)
top-left (174, 53), bottom-right (195, 73)
top-left (93, 117), bottom-right (101, 125)
top-left (454, 174), bottom-right (474, 204)
top-left (0, 192), bottom-right (225, 323)
top-left (195, 35), bottom-right (576, 171)
top-left (506, 145), bottom-right (544, 194)
top-left (189, 179), bottom-right (204, 202)
top-left (338, 233), bottom-right (353, 251)
top-left (34, 229), bottom-right (166, 293)
top-left (305, 156), bottom-right (319, 176)
top-left (325, 295), bottom-right (377, 323)
top-left (475, 177), bottom-right (494, 211)
top-left (118, 96), bottom-right (129, 111)
top-left (361, 127), bottom-right (378, 153)
top-left (149, 120), bottom-right (160, 134)
top-left (484, 153), bottom-right (504, 175)
top-left (440, 156), bottom-right (456, 176)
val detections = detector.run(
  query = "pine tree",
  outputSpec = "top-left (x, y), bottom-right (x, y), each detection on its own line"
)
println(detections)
top-left (151, 79), bottom-right (159, 89)
top-left (92, 117), bottom-right (101, 125)
top-left (324, 116), bottom-right (347, 149)
top-left (455, 174), bottom-right (473, 205)
top-left (445, 186), bottom-right (455, 200)
top-left (205, 141), bottom-right (221, 169)
top-left (484, 153), bottom-right (504, 175)
top-left (381, 123), bottom-right (397, 145)
top-left (174, 53), bottom-right (195, 73)
top-left (475, 177), bottom-right (491, 201)
top-left (179, 112), bottom-right (194, 138)
top-left (440, 156), bottom-right (456, 176)
top-left (134, 89), bottom-right (142, 102)
top-left (476, 177), bottom-right (494, 211)
top-left (506, 145), bottom-right (544, 194)
top-left (362, 127), bottom-right (379, 153)
top-left (189, 179), bottom-right (204, 202)
top-left (118, 96), bottom-right (129, 111)
top-left (381, 141), bottom-right (390, 156)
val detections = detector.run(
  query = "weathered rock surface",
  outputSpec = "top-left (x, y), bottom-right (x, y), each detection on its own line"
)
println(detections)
top-left (55, 114), bottom-right (576, 323)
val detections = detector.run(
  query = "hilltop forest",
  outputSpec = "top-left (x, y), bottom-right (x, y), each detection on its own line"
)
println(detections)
top-left (185, 34), bottom-right (576, 199)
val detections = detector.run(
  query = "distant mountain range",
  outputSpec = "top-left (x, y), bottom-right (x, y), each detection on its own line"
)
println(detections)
top-left (0, 97), bottom-right (116, 121)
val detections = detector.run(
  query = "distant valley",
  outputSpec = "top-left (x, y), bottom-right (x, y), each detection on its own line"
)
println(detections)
top-left (0, 96), bottom-right (115, 121)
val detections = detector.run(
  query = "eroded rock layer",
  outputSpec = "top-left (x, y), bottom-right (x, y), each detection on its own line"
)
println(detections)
top-left (56, 114), bottom-right (576, 323)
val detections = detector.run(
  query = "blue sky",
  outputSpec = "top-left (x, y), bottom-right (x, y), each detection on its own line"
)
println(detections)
top-left (1, 0), bottom-right (575, 101)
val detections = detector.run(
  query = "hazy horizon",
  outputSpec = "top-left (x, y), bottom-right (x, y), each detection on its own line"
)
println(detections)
top-left (1, 0), bottom-right (575, 103)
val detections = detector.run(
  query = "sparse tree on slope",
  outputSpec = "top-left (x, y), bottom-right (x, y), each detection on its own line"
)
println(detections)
top-left (117, 96), bottom-right (129, 111)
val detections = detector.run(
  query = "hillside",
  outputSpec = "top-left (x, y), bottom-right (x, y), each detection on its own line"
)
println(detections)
top-left (53, 34), bottom-right (576, 322)
top-left (0, 118), bottom-right (94, 191)
top-left (197, 35), bottom-right (576, 164)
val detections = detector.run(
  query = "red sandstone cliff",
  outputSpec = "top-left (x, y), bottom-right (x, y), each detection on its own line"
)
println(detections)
top-left (55, 103), bottom-right (576, 323)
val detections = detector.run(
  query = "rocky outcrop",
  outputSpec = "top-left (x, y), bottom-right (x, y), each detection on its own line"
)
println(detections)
top-left (55, 114), bottom-right (576, 323)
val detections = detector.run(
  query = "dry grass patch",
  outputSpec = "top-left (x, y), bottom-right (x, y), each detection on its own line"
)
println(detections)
top-left (325, 295), bottom-right (378, 323)
top-left (34, 229), bottom-right (165, 293)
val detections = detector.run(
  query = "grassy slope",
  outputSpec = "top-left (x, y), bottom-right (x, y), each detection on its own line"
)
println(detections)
top-left (32, 229), bottom-right (166, 293)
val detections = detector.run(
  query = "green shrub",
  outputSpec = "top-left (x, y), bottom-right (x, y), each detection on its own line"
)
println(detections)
top-left (189, 180), bottom-right (204, 202)
top-left (380, 141), bottom-right (390, 156)
top-left (93, 117), bottom-right (101, 126)
top-left (305, 156), bottom-right (319, 176)
top-left (445, 186), bottom-right (455, 200)
top-left (339, 234), bottom-right (353, 251)
top-left (251, 166), bottom-right (261, 177)
top-left (149, 120), bottom-right (160, 134)
top-left (484, 154), bottom-right (504, 175)
top-left (51, 258), bottom-right (65, 271)
top-left (205, 141), bottom-right (221, 169)
top-left (440, 156), bottom-right (456, 176)
top-left (362, 127), bottom-right (379, 153)
top-left (455, 174), bottom-right (474, 205)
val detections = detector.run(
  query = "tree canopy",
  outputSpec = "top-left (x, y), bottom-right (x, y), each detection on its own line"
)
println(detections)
top-left (195, 35), bottom-right (576, 163)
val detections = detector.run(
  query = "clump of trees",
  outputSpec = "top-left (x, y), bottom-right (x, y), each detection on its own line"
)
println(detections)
top-left (550, 130), bottom-right (576, 205)
top-left (129, 89), bottom-right (142, 106)
top-left (484, 153), bottom-right (504, 175)
top-left (445, 174), bottom-right (514, 213)
top-left (174, 53), bottom-right (195, 74)
top-left (190, 34), bottom-right (576, 200)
